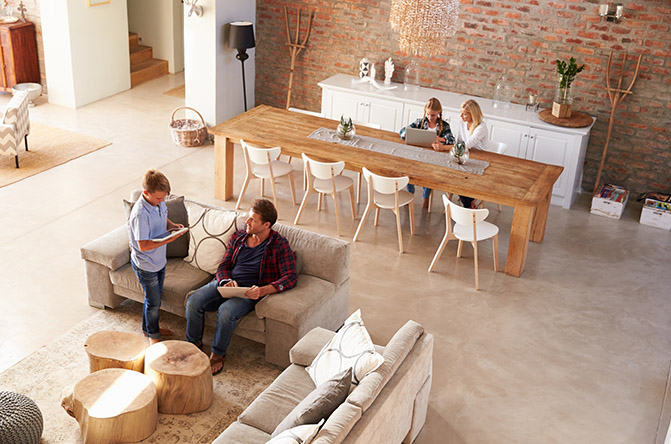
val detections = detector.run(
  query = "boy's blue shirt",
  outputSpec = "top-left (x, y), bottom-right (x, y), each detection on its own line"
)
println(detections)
top-left (128, 194), bottom-right (168, 272)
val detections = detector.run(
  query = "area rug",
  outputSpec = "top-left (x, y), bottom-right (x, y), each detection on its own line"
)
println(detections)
top-left (163, 84), bottom-right (185, 99)
top-left (0, 300), bottom-right (281, 443)
top-left (0, 122), bottom-right (112, 188)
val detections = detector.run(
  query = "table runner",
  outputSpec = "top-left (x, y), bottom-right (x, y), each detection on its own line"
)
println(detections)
top-left (308, 128), bottom-right (489, 175)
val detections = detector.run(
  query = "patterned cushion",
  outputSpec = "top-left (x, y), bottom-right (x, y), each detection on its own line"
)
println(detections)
top-left (265, 420), bottom-right (323, 444)
top-left (184, 201), bottom-right (241, 274)
top-left (306, 310), bottom-right (384, 386)
top-left (0, 391), bottom-right (43, 444)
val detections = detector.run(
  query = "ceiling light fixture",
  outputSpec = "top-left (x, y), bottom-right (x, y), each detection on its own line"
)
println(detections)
top-left (389, 0), bottom-right (460, 56)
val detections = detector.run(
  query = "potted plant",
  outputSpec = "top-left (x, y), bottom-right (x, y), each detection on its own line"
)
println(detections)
top-left (337, 116), bottom-right (355, 140)
top-left (450, 141), bottom-right (469, 165)
top-left (552, 57), bottom-right (585, 118)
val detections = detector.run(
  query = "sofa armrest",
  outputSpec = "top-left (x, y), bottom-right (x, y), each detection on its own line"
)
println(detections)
top-left (80, 225), bottom-right (130, 271)
top-left (289, 327), bottom-right (336, 366)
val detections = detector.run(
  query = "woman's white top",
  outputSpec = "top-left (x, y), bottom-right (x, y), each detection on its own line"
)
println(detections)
top-left (457, 120), bottom-right (489, 150)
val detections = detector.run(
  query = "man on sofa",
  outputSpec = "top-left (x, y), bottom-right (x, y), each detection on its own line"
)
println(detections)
top-left (185, 198), bottom-right (297, 375)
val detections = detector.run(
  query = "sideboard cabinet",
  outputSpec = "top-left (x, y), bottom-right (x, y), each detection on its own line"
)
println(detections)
top-left (319, 74), bottom-right (595, 209)
top-left (0, 22), bottom-right (40, 92)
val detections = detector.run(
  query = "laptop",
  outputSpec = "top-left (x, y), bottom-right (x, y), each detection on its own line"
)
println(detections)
top-left (405, 128), bottom-right (437, 148)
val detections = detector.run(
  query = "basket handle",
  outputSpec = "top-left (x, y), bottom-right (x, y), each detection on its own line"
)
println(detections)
top-left (170, 106), bottom-right (206, 126)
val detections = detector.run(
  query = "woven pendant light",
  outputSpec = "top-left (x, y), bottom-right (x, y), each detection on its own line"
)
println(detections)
top-left (389, 0), bottom-right (460, 56)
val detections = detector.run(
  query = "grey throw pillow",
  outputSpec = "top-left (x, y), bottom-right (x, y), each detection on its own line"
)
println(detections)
top-left (271, 367), bottom-right (351, 438)
top-left (123, 195), bottom-right (189, 258)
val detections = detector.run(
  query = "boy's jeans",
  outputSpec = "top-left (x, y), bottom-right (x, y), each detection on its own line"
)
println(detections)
top-left (131, 262), bottom-right (165, 339)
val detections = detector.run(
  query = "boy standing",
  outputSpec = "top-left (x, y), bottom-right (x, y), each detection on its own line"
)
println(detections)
top-left (128, 170), bottom-right (187, 344)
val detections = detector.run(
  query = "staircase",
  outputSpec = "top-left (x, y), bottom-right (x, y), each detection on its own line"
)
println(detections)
top-left (129, 32), bottom-right (168, 87)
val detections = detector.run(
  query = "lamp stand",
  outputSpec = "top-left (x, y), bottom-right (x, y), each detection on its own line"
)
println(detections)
top-left (236, 49), bottom-right (249, 111)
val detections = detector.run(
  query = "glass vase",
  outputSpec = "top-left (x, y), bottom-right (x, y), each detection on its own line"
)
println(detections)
top-left (337, 123), bottom-right (356, 140)
top-left (554, 74), bottom-right (574, 105)
top-left (451, 143), bottom-right (469, 165)
top-left (403, 60), bottom-right (420, 92)
top-left (492, 75), bottom-right (512, 110)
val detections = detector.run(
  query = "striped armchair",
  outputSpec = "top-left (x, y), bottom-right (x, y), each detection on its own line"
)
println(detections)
top-left (0, 91), bottom-right (30, 168)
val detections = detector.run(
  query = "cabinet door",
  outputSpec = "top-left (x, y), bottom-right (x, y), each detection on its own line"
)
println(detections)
top-left (527, 128), bottom-right (570, 198)
top-left (487, 120), bottom-right (529, 158)
top-left (325, 90), bottom-right (363, 122)
top-left (402, 103), bottom-right (425, 128)
top-left (367, 97), bottom-right (404, 132)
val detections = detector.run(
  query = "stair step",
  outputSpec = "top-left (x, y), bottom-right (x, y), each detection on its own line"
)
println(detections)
top-left (131, 59), bottom-right (169, 87)
top-left (128, 32), bottom-right (139, 49)
top-left (130, 45), bottom-right (152, 65)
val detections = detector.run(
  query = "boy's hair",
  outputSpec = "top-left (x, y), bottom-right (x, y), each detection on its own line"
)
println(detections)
top-left (142, 170), bottom-right (171, 194)
top-left (252, 198), bottom-right (278, 227)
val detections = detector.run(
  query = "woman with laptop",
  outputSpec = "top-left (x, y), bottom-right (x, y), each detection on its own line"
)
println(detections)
top-left (433, 99), bottom-right (489, 208)
top-left (399, 97), bottom-right (455, 208)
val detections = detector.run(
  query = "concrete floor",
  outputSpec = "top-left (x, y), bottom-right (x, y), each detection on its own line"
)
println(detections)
top-left (1, 73), bottom-right (670, 444)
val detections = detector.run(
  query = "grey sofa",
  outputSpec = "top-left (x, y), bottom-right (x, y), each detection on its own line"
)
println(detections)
top-left (214, 321), bottom-right (434, 443)
top-left (80, 198), bottom-right (351, 368)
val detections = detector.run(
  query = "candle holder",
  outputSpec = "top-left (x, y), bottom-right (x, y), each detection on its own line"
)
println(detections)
top-left (525, 93), bottom-right (540, 112)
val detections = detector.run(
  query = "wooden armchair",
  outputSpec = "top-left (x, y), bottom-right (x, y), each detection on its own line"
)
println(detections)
top-left (0, 91), bottom-right (30, 168)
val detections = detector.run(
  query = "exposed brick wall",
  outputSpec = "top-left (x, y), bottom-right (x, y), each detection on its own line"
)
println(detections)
top-left (255, 0), bottom-right (671, 196)
top-left (5, 0), bottom-right (46, 93)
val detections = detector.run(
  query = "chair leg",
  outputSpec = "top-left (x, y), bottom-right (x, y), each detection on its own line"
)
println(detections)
top-left (294, 187), bottom-right (311, 225)
top-left (24, 135), bottom-right (29, 151)
top-left (261, 179), bottom-right (265, 197)
top-left (356, 172), bottom-right (362, 204)
top-left (492, 234), bottom-right (499, 272)
top-left (457, 240), bottom-right (463, 258)
top-left (472, 241), bottom-right (479, 290)
top-left (269, 178), bottom-right (280, 218)
top-left (395, 208), bottom-right (404, 253)
top-left (497, 203), bottom-right (502, 212)
top-left (353, 202), bottom-right (373, 242)
top-left (374, 208), bottom-right (380, 226)
top-left (428, 190), bottom-right (433, 213)
top-left (348, 186), bottom-right (356, 219)
top-left (15, 155), bottom-right (19, 168)
top-left (428, 232), bottom-right (451, 272)
top-left (303, 168), bottom-right (307, 191)
top-left (332, 192), bottom-right (341, 237)
top-left (408, 201), bottom-right (415, 235)
top-left (317, 192), bottom-right (323, 211)
top-left (288, 171), bottom-right (297, 205)
top-left (235, 174), bottom-right (251, 210)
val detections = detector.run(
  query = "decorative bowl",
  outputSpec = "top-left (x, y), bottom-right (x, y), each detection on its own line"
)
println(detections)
top-left (12, 83), bottom-right (42, 106)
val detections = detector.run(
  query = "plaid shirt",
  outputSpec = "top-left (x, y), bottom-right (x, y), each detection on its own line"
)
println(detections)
top-left (215, 229), bottom-right (297, 293)
top-left (399, 117), bottom-right (455, 144)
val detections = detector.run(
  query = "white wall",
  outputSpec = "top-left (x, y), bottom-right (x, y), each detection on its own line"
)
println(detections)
top-left (40, 0), bottom-right (130, 108)
top-left (127, 0), bottom-right (183, 74)
top-left (184, 0), bottom-right (255, 126)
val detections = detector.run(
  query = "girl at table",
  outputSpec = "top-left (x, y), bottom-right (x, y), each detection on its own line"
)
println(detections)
top-left (400, 97), bottom-right (455, 208)
top-left (432, 99), bottom-right (488, 208)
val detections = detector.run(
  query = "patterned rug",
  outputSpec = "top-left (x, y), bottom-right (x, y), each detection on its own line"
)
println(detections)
top-left (0, 300), bottom-right (281, 443)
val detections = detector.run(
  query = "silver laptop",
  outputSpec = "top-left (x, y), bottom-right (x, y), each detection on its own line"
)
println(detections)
top-left (405, 128), bottom-right (436, 147)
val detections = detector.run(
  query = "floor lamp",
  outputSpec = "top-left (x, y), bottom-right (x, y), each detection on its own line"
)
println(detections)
top-left (228, 21), bottom-right (255, 112)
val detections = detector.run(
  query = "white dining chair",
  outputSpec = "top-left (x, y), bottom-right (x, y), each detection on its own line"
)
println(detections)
top-left (353, 167), bottom-right (415, 253)
top-left (351, 121), bottom-right (381, 204)
top-left (236, 140), bottom-right (297, 218)
top-left (294, 153), bottom-right (356, 237)
top-left (428, 195), bottom-right (499, 290)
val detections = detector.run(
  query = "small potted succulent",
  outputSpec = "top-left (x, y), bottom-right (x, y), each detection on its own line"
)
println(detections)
top-left (337, 116), bottom-right (356, 140)
top-left (450, 141), bottom-right (469, 165)
top-left (552, 57), bottom-right (585, 118)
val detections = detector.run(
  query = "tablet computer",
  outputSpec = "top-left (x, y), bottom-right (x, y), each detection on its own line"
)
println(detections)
top-left (405, 128), bottom-right (437, 147)
top-left (151, 227), bottom-right (189, 243)
top-left (217, 286), bottom-right (253, 298)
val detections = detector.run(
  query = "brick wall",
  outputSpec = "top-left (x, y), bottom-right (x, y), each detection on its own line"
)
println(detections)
top-left (255, 0), bottom-right (671, 196)
top-left (5, 0), bottom-right (46, 93)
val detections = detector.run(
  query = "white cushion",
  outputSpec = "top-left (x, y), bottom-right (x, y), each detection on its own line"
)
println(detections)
top-left (265, 420), bottom-right (323, 444)
top-left (306, 309), bottom-right (384, 386)
top-left (183, 201), bottom-right (241, 274)
top-left (313, 175), bottom-right (353, 194)
top-left (253, 160), bottom-right (293, 179)
top-left (373, 189), bottom-right (414, 209)
top-left (453, 221), bottom-right (499, 242)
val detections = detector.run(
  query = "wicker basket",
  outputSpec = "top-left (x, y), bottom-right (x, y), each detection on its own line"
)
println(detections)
top-left (169, 106), bottom-right (208, 147)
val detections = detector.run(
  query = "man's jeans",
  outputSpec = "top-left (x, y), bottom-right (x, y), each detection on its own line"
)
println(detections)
top-left (185, 280), bottom-right (259, 357)
top-left (131, 262), bottom-right (165, 339)
top-left (407, 184), bottom-right (432, 199)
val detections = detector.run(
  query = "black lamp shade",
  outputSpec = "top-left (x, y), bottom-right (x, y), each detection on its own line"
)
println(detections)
top-left (228, 21), bottom-right (255, 50)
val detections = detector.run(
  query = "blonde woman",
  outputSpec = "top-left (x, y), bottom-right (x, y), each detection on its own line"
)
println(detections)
top-left (400, 97), bottom-right (455, 207)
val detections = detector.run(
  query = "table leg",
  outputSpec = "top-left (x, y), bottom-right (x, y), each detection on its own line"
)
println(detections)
top-left (530, 188), bottom-right (552, 243)
top-left (505, 204), bottom-right (534, 277)
top-left (214, 136), bottom-right (235, 200)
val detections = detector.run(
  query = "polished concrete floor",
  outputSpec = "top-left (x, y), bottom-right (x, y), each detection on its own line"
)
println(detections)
top-left (1, 74), bottom-right (670, 444)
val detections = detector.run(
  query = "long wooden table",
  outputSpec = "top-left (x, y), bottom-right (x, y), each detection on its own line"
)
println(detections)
top-left (210, 105), bottom-right (563, 278)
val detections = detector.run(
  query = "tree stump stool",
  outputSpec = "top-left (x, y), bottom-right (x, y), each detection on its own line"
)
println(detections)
top-left (60, 368), bottom-right (157, 444)
top-left (144, 340), bottom-right (213, 414)
top-left (84, 330), bottom-right (148, 373)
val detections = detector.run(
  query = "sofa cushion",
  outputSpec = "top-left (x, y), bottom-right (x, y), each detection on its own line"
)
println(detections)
top-left (290, 328), bottom-right (337, 367)
top-left (81, 225), bottom-right (130, 270)
top-left (272, 368), bottom-right (351, 437)
top-left (267, 420), bottom-right (323, 444)
top-left (184, 201), bottom-right (241, 274)
top-left (239, 364), bottom-right (317, 434)
top-left (311, 401), bottom-right (362, 444)
top-left (307, 309), bottom-right (384, 386)
top-left (123, 195), bottom-right (189, 258)
top-left (212, 420), bottom-right (270, 444)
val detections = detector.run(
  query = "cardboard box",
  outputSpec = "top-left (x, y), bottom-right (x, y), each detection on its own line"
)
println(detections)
top-left (591, 184), bottom-right (629, 219)
top-left (640, 198), bottom-right (671, 230)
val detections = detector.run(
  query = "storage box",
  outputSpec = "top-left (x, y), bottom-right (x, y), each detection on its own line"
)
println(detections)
top-left (591, 184), bottom-right (629, 219)
top-left (639, 198), bottom-right (671, 230)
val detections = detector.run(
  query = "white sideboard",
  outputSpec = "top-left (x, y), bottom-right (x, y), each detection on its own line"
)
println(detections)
top-left (319, 74), bottom-right (595, 209)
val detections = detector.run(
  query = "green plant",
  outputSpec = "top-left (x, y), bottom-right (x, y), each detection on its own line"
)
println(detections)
top-left (452, 141), bottom-right (466, 158)
top-left (556, 57), bottom-right (585, 89)
top-left (339, 115), bottom-right (353, 132)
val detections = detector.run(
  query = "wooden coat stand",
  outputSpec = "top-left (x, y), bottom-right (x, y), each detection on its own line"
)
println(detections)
top-left (592, 51), bottom-right (643, 194)
top-left (283, 6), bottom-right (313, 110)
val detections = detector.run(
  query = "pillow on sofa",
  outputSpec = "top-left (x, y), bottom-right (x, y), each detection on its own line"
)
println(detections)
top-left (307, 309), bottom-right (384, 386)
top-left (266, 419), bottom-right (324, 444)
top-left (184, 201), bottom-right (240, 275)
top-left (271, 368), bottom-right (351, 438)
top-left (123, 195), bottom-right (189, 258)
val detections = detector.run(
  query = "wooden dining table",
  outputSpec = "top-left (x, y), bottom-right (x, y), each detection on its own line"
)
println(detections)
top-left (210, 105), bottom-right (563, 278)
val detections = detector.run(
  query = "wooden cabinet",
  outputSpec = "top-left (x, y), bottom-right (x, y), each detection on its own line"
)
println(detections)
top-left (0, 22), bottom-right (40, 92)
top-left (319, 74), bottom-right (595, 209)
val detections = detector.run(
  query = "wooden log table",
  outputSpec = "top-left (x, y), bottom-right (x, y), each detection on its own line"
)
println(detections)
top-left (84, 330), bottom-right (148, 373)
top-left (144, 340), bottom-right (213, 414)
top-left (60, 368), bottom-right (158, 444)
